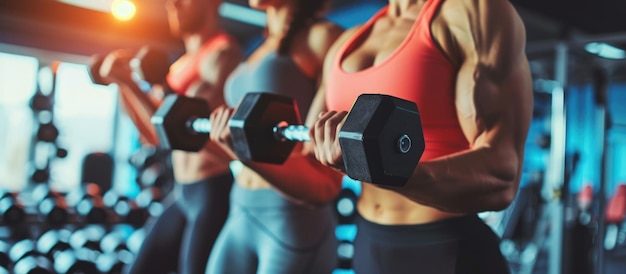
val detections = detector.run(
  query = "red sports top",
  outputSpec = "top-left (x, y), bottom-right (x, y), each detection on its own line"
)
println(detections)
top-left (325, 1), bottom-right (469, 161)
top-left (166, 32), bottom-right (233, 95)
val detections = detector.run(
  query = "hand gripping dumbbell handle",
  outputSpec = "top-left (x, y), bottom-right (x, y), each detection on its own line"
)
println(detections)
top-left (191, 117), bottom-right (412, 153)
top-left (188, 118), bottom-right (311, 142)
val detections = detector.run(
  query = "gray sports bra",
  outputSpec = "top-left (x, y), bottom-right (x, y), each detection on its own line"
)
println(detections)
top-left (224, 51), bottom-right (316, 120)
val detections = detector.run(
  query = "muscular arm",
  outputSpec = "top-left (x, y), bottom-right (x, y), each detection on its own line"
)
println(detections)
top-left (117, 86), bottom-right (161, 145)
top-left (99, 51), bottom-right (161, 145)
top-left (394, 0), bottom-right (533, 213)
top-left (106, 40), bottom-right (242, 148)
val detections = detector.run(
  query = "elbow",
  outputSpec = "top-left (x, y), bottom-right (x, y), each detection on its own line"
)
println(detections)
top-left (480, 149), bottom-right (521, 211)
top-left (488, 183), bottom-right (517, 211)
top-left (487, 164), bottom-right (520, 211)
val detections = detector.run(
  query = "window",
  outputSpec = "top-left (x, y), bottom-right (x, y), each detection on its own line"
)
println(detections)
top-left (50, 62), bottom-right (119, 192)
top-left (0, 52), bottom-right (139, 196)
top-left (0, 52), bottom-right (38, 191)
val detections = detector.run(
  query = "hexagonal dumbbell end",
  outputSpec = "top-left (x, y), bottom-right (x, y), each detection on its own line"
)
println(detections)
top-left (132, 47), bottom-right (170, 85)
top-left (152, 95), bottom-right (211, 152)
top-left (37, 123), bottom-right (59, 143)
top-left (88, 54), bottom-right (108, 85)
top-left (338, 94), bottom-right (425, 187)
top-left (230, 92), bottom-right (302, 164)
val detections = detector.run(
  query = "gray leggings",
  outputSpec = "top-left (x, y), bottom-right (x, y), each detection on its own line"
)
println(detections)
top-left (205, 183), bottom-right (337, 274)
top-left (126, 172), bottom-right (233, 274)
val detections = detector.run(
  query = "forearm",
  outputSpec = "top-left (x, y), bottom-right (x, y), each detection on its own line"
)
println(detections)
top-left (116, 83), bottom-right (160, 145)
top-left (242, 148), bottom-right (343, 206)
top-left (397, 147), bottom-right (520, 213)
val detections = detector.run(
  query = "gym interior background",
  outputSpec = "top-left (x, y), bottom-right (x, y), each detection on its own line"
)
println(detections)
top-left (1, 0), bottom-right (626, 273)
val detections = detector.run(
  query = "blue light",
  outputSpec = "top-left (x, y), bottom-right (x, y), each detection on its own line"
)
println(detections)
top-left (337, 242), bottom-right (354, 259)
top-left (335, 224), bottom-right (358, 242)
top-left (337, 196), bottom-right (355, 216)
top-left (219, 3), bottom-right (266, 27)
top-left (332, 269), bottom-right (356, 274)
top-left (585, 42), bottom-right (626, 60)
top-left (342, 176), bottom-right (362, 196)
top-left (326, 2), bottom-right (386, 28)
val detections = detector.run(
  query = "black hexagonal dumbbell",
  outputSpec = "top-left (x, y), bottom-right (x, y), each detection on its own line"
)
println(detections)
top-left (69, 225), bottom-right (106, 252)
top-left (103, 190), bottom-right (149, 228)
top-left (97, 249), bottom-right (134, 274)
top-left (32, 184), bottom-right (69, 225)
top-left (0, 190), bottom-right (25, 226)
top-left (36, 229), bottom-right (72, 260)
top-left (97, 225), bottom-right (136, 273)
top-left (9, 239), bottom-right (54, 274)
top-left (151, 94), bottom-right (212, 152)
top-left (136, 162), bottom-right (172, 191)
top-left (36, 123), bottom-right (59, 143)
top-left (0, 241), bottom-right (11, 273)
top-left (36, 229), bottom-right (99, 274)
top-left (89, 46), bottom-right (170, 86)
top-left (152, 92), bottom-right (425, 186)
top-left (135, 187), bottom-right (165, 218)
top-left (128, 145), bottom-right (162, 170)
top-left (65, 183), bottom-right (108, 224)
top-left (31, 169), bottom-right (50, 184)
top-left (67, 225), bottom-right (106, 272)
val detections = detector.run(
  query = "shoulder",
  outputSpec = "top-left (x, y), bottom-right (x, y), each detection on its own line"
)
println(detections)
top-left (293, 20), bottom-right (344, 69)
top-left (198, 34), bottom-right (243, 67)
top-left (308, 21), bottom-right (344, 41)
top-left (443, 0), bottom-right (525, 40)
top-left (332, 25), bottom-right (361, 48)
top-left (442, 0), bottom-right (526, 61)
top-left (316, 25), bottom-right (363, 80)
top-left (442, 0), bottom-right (522, 16)
top-left (304, 21), bottom-right (345, 53)
top-left (196, 34), bottom-right (243, 83)
top-left (313, 24), bottom-right (361, 57)
top-left (323, 25), bottom-right (362, 61)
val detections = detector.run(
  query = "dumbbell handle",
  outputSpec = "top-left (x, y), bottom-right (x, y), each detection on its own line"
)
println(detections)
top-left (189, 118), bottom-right (310, 142)
top-left (192, 117), bottom-right (412, 151)
top-left (189, 118), bottom-right (212, 134)
top-left (273, 124), bottom-right (310, 142)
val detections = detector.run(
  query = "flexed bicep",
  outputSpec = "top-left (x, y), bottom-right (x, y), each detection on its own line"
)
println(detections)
top-left (453, 0), bottom-right (533, 183)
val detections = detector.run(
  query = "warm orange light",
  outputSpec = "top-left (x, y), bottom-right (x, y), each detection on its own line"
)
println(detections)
top-left (111, 0), bottom-right (136, 21)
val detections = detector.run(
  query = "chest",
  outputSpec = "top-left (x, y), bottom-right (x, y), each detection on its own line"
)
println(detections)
top-left (325, 8), bottom-right (457, 118)
top-left (167, 53), bottom-right (201, 95)
top-left (340, 13), bottom-right (421, 73)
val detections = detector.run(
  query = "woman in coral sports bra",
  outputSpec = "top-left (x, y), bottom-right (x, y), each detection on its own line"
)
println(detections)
top-left (210, 0), bottom-right (533, 272)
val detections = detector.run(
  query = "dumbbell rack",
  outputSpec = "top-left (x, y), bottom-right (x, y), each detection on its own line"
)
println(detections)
top-left (0, 188), bottom-right (153, 274)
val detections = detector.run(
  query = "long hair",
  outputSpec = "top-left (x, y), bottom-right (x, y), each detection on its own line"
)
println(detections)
top-left (277, 0), bottom-right (328, 55)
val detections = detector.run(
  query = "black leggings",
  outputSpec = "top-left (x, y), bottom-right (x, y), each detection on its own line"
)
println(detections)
top-left (125, 172), bottom-right (233, 274)
top-left (353, 213), bottom-right (511, 274)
